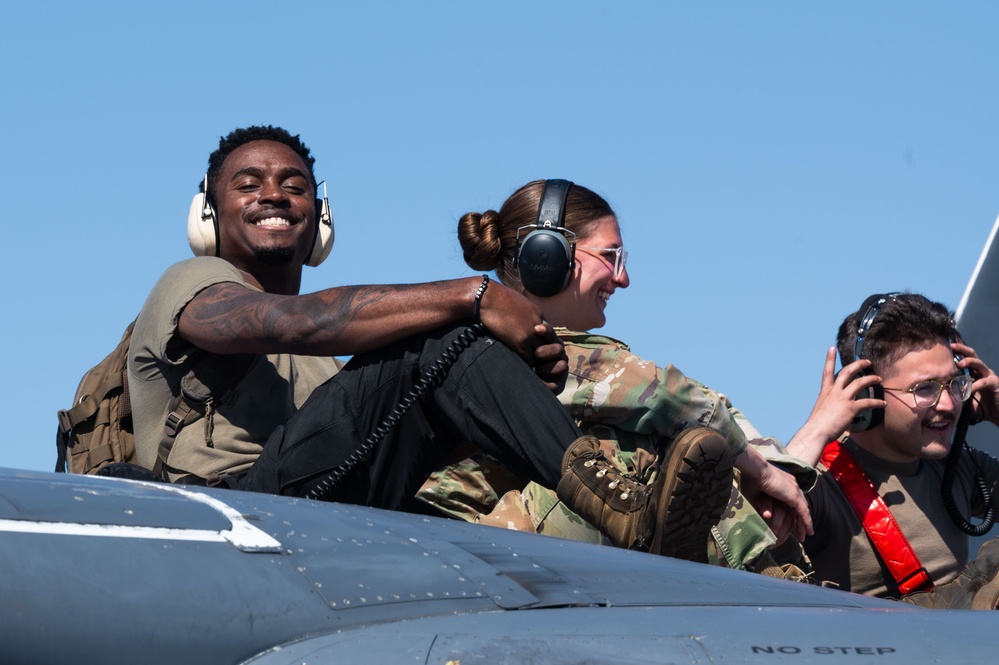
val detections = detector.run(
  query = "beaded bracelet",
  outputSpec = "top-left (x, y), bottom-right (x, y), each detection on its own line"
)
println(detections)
top-left (472, 275), bottom-right (490, 323)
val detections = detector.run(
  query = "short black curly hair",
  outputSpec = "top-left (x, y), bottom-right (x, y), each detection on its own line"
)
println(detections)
top-left (203, 125), bottom-right (316, 196)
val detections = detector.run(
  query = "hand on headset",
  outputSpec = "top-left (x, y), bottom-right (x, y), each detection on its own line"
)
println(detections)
top-left (952, 340), bottom-right (999, 427)
top-left (786, 347), bottom-right (885, 466)
top-left (477, 282), bottom-right (568, 392)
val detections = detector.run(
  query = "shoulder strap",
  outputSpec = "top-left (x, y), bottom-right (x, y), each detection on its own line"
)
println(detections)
top-left (152, 352), bottom-right (256, 482)
top-left (821, 440), bottom-right (934, 595)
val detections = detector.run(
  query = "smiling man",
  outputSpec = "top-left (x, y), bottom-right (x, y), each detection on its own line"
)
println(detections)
top-left (127, 126), bottom-right (571, 487)
top-left (787, 292), bottom-right (999, 606)
top-left (123, 125), bottom-right (746, 561)
top-left (127, 125), bottom-right (586, 490)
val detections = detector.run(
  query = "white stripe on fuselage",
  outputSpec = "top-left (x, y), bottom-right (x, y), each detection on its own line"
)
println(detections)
top-left (0, 481), bottom-right (282, 552)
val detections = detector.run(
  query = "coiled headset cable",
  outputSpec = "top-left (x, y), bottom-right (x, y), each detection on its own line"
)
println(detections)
top-left (306, 323), bottom-right (487, 502)
top-left (941, 404), bottom-right (995, 536)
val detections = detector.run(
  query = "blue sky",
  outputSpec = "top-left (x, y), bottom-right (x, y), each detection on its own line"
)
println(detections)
top-left (3, 2), bottom-right (998, 473)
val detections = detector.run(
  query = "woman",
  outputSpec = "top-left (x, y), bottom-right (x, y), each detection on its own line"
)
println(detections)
top-left (417, 180), bottom-right (814, 571)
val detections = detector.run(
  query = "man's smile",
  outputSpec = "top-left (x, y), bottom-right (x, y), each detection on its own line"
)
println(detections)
top-left (254, 216), bottom-right (293, 227)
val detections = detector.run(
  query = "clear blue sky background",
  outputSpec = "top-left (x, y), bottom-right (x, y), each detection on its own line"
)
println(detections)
top-left (3, 2), bottom-right (998, 474)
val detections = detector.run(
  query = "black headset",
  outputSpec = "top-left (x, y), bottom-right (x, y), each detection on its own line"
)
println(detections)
top-left (848, 293), bottom-right (898, 432)
top-left (849, 293), bottom-right (992, 534)
top-left (514, 179), bottom-right (575, 297)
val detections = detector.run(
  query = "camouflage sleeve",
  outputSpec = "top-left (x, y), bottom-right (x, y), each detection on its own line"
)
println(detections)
top-left (557, 331), bottom-right (749, 457)
top-left (708, 392), bottom-right (816, 491)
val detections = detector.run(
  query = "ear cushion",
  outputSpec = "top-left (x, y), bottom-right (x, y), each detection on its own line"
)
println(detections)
top-left (306, 196), bottom-right (335, 267)
top-left (851, 380), bottom-right (885, 432)
top-left (187, 192), bottom-right (218, 257)
top-left (518, 228), bottom-right (573, 297)
top-left (848, 293), bottom-right (897, 432)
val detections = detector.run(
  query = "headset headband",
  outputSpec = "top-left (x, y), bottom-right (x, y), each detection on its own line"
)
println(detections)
top-left (854, 293), bottom-right (900, 361)
top-left (536, 179), bottom-right (572, 230)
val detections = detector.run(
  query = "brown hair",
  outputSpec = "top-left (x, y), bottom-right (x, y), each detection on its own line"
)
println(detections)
top-left (836, 292), bottom-right (959, 376)
top-left (458, 180), bottom-right (615, 291)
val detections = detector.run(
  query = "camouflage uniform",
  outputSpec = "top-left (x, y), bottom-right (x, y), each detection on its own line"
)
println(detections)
top-left (416, 330), bottom-right (815, 570)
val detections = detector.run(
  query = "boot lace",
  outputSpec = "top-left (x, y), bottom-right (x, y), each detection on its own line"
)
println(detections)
top-left (581, 451), bottom-right (642, 501)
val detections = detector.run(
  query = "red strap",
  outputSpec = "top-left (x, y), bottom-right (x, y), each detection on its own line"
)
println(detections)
top-left (821, 441), bottom-right (933, 595)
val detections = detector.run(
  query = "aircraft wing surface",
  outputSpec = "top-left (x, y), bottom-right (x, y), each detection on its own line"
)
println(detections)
top-left (1, 468), bottom-right (995, 664)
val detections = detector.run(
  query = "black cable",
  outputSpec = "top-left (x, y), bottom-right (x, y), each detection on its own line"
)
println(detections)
top-left (306, 324), bottom-right (487, 502)
top-left (941, 402), bottom-right (995, 536)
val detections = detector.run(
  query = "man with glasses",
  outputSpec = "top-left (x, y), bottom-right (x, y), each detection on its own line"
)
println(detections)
top-left (786, 292), bottom-right (999, 607)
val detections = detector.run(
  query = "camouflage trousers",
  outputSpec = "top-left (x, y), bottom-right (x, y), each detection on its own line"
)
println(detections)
top-left (416, 444), bottom-right (810, 573)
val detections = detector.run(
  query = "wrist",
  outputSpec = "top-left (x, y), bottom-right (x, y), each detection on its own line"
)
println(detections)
top-left (787, 421), bottom-right (837, 466)
top-left (734, 445), bottom-right (768, 479)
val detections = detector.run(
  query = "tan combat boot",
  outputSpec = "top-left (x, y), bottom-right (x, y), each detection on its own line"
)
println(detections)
top-left (556, 428), bottom-right (734, 562)
top-left (900, 537), bottom-right (999, 610)
top-left (753, 549), bottom-right (815, 584)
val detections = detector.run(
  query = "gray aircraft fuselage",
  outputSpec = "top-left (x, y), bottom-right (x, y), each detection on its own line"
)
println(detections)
top-left (1, 468), bottom-right (995, 664)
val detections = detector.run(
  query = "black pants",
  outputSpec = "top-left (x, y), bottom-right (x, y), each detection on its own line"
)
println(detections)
top-left (237, 324), bottom-right (581, 510)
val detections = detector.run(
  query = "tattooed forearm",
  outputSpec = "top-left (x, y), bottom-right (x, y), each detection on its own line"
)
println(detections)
top-left (181, 280), bottom-right (466, 356)
top-left (310, 285), bottom-right (401, 340)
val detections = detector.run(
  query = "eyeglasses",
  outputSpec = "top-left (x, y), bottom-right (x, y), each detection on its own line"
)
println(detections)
top-left (882, 374), bottom-right (973, 408)
top-left (577, 246), bottom-right (628, 279)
